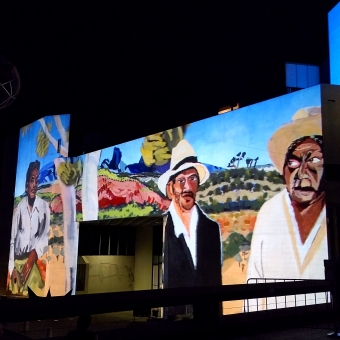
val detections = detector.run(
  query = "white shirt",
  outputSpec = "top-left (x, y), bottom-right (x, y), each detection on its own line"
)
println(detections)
top-left (247, 189), bottom-right (327, 280)
top-left (246, 189), bottom-right (328, 311)
top-left (9, 196), bottom-right (50, 274)
top-left (168, 201), bottom-right (198, 268)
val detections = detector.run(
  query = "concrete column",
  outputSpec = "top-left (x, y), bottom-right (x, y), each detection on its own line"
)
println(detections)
top-left (134, 225), bottom-right (153, 291)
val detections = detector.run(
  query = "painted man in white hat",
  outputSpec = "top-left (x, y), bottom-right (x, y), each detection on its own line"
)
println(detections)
top-left (158, 139), bottom-right (222, 292)
top-left (246, 107), bottom-right (327, 310)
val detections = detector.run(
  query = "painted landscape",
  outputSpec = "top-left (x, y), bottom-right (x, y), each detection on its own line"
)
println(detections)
top-left (74, 161), bottom-right (285, 314)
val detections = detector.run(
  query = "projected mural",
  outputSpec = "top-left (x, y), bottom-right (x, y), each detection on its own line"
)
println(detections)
top-left (75, 85), bottom-right (327, 313)
top-left (9, 85), bottom-right (328, 313)
top-left (8, 114), bottom-right (81, 297)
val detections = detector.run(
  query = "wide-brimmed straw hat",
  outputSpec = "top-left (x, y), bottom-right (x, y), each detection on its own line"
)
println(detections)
top-left (157, 139), bottom-right (209, 196)
top-left (268, 106), bottom-right (322, 173)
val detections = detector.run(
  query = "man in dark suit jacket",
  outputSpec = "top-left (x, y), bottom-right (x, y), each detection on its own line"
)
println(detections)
top-left (163, 206), bottom-right (222, 289)
top-left (158, 139), bottom-right (222, 317)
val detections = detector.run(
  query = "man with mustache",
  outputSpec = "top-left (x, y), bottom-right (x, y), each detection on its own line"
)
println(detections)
top-left (8, 160), bottom-right (50, 295)
top-left (158, 139), bottom-right (222, 316)
top-left (246, 107), bottom-right (327, 309)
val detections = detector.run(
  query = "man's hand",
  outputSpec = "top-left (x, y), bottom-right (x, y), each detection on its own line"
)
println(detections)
top-left (11, 268), bottom-right (21, 287)
top-left (20, 249), bottom-right (37, 286)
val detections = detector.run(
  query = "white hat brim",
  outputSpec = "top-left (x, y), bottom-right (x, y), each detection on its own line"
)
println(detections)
top-left (158, 162), bottom-right (209, 196)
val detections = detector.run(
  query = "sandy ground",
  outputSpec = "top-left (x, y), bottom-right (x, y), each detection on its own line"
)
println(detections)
top-left (222, 252), bottom-right (250, 315)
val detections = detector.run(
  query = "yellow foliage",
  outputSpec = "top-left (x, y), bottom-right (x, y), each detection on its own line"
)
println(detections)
top-left (36, 123), bottom-right (52, 158)
top-left (140, 126), bottom-right (187, 167)
top-left (57, 159), bottom-right (82, 186)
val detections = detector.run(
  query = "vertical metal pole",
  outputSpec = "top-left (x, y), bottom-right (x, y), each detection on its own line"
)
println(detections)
top-left (46, 327), bottom-right (52, 338)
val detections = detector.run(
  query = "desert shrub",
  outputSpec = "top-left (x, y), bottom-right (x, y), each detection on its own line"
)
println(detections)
top-left (229, 169), bottom-right (239, 178)
top-left (273, 177), bottom-right (285, 184)
top-left (214, 187), bottom-right (221, 195)
top-left (267, 170), bottom-right (285, 184)
top-left (237, 181), bottom-right (245, 190)
top-left (222, 184), bottom-right (229, 192)
top-left (198, 180), bottom-right (211, 191)
top-left (224, 171), bottom-right (231, 183)
top-left (258, 169), bottom-right (266, 180)
top-left (253, 183), bottom-right (261, 192)
top-left (245, 182), bottom-right (253, 191)
top-left (210, 173), bottom-right (218, 186)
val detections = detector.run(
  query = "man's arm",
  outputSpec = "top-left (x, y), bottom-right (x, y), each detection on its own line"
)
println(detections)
top-left (20, 249), bottom-right (38, 285)
top-left (8, 207), bottom-right (19, 288)
top-left (9, 209), bottom-right (18, 275)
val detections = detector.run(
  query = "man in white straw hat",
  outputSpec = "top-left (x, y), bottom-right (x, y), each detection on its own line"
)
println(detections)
top-left (246, 107), bottom-right (328, 310)
top-left (158, 139), bottom-right (222, 296)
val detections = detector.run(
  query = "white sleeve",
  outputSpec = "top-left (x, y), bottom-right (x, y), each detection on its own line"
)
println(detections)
top-left (9, 206), bottom-right (19, 274)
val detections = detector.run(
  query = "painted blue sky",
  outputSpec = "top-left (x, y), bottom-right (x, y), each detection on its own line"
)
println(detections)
top-left (14, 114), bottom-right (70, 197)
top-left (100, 137), bottom-right (145, 170)
top-left (14, 86), bottom-right (322, 197)
top-left (99, 85), bottom-right (322, 171)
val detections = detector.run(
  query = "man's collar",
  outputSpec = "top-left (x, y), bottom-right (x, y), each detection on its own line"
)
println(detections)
top-left (168, 201), bottom-right (198, 238)
top-left (24, 196), bottom-right (40, 213)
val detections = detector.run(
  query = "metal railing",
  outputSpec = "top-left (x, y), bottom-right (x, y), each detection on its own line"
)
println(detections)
top-left (0, 280), bottom-right (334, 323)
top-left (244, 278), bottom-right (332, 316)
top-left (1, 280), bottom-right (337, 338)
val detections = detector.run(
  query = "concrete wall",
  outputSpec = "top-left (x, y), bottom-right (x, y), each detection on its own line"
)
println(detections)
top-left (134, 225), bottom-right (153, 290)
top-left (82, 255), bottom-right (135, 294)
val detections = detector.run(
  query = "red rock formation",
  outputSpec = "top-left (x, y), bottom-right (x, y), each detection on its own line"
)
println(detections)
top-left (97, 175), bottom-right (170, 211)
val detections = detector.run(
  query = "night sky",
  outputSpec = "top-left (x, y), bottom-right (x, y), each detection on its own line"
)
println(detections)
top-left (0, 0), bottom-right (339, 155)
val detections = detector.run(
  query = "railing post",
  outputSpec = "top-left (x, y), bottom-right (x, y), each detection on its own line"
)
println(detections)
top-left (23, 321), bottom-right (29, 333)
top-left (324, 260), bottom-right (340, 337)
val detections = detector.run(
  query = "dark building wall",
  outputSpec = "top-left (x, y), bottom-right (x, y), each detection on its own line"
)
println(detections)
top-left (0, 132), bottom-right (19, 295)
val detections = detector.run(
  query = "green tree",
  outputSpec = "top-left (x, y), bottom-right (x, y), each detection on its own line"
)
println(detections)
top-left (223, 232), bottom-right (247, 260)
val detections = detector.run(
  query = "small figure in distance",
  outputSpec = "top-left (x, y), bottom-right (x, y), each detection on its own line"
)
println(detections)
top-left (67, 314), bottom-right (96, 340)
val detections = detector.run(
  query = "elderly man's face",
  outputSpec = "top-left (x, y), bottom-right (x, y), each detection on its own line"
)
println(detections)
top-left (283, 138), bottom-right (324, 205)
top-left (169, 168), bottom-right (199, 211)
top-left (26, 168), bottom-right (39, 200)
